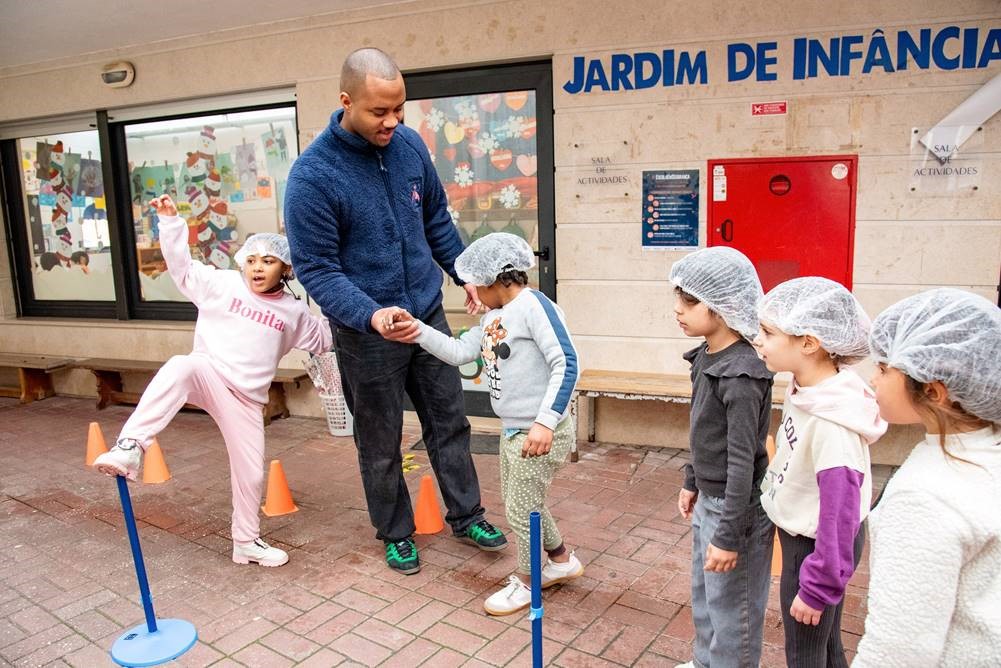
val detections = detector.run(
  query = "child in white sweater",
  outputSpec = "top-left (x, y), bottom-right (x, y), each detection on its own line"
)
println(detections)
top-left (854, 288), bottom-right (1001, 666)
top-left (93, 195), bottom-right (332, 568)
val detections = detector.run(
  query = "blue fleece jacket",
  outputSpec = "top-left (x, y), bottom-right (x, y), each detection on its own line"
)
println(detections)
top-left (284, 110), bottom-right (465, 333)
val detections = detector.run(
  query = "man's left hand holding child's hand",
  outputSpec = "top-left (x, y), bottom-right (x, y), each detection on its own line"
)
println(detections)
top-left (522, 423), bottom-right (553, 458)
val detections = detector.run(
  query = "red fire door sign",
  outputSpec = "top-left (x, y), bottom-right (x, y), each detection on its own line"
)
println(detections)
top-left (751, 101), bottom-right (787, 116)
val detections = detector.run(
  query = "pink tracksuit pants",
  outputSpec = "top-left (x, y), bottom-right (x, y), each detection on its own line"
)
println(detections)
top-left (118, 354), bottom-right (265, 544)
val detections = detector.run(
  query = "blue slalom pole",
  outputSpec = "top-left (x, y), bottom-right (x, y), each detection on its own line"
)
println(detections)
top-left (109, 475), bottom-right (196, 667)
top-left (116, 475), bottom-right (157, 631)
top-left (529, 511), bottom-right (543, 668)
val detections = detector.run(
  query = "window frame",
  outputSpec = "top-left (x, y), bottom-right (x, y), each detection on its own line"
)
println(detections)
top-left (0, 98), bottom-right (299, 320)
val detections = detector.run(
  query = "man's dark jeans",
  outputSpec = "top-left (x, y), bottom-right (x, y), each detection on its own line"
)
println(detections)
top-left (334, 305), bottom-right (485, 542)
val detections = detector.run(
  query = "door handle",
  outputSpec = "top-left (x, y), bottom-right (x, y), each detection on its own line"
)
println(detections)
top-left (533, 246), bottom-right (550, 261)
top-left (716, 219), bottom-right (734, 242)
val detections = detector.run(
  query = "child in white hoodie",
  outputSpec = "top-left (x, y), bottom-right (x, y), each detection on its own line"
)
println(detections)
top-left (93, 194), bottom-right (332, 568)
top-left (854, 289), bottom-right (1001, 666)
top-left (754, 277), bottom-right (887, 668)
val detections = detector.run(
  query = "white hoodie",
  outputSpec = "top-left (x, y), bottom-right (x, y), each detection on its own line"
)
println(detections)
top-left (761, 369), bottom-right (888, 537)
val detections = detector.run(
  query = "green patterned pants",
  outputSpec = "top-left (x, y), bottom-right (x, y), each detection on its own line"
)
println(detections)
top-left (499, 417), bottom-right (574, 574)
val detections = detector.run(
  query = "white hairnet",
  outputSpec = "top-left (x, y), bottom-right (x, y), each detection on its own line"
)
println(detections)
top-left (869, 288), bottom-right (1001, 424)
top-left (669, 247), bottom-right (762, 340)
top-left (757, 277), bottom-right (871, 364)
top-left (234, 233), bottom-right (293, 277)
top-left (455, 232), bottom-right (536, 286)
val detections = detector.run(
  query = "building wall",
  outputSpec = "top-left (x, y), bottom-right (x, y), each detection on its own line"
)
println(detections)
top-left (1, 0), bottom-right (998, 462)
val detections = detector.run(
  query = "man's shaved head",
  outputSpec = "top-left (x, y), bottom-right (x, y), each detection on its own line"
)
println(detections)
top-left (340, 48), bottom-right (401, 97)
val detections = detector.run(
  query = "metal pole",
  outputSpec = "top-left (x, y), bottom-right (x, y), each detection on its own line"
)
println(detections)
top-left (529, 510), bottom-right (543, 667)
top-left (115, 475), bottom-right (157, 633)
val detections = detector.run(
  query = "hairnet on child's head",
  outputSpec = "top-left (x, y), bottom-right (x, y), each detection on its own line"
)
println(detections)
top-left (455, 233), bottom-right (536, 286)
top-left (234, 233), bottom-right (293, 277)
top-left (669, 246), bottom-right (763, 340)
top-left (758, 277), bottom-right (871, 364)
top-left (869, 288), bottom-right (1001, 424)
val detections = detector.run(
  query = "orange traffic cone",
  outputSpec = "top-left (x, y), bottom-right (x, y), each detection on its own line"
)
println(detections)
top-left (261, 460), bottom-right (298, 517)
top-left (85, 422), bottom-right (108, 466)
top-left (142, 438), bottom-right (172, 484)
top-left (765, 434), bottom-right (782, 576)
top-left (413, 474), bottom-right (444, 535)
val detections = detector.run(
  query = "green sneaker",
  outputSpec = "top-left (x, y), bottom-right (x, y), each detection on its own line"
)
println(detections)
top-left (385, 538), bottom-right (421, 575)
top-left (462, 519), bottom-right (508, 551)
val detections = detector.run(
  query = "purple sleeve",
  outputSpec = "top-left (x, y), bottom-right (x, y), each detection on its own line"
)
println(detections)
top-left (798, 467), bottom-right (863, 610)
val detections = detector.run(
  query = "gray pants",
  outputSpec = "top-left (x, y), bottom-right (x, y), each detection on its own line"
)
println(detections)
top-left (691, 493), bottom-right (774, 668)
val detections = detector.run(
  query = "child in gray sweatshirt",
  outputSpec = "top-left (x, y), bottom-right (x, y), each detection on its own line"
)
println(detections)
top-left (389, 233), bottom-right (582, 616)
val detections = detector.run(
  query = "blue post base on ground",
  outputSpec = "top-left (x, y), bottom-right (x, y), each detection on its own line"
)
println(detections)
top-left (529, 511), bottom-right (543, 668)
top-left (111, 619), bottom-right (198, 667)
top-left (110, 475), bottom-right (197, 667)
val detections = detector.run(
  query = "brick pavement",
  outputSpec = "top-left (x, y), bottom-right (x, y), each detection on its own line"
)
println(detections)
top-left (0, 396), bottom-right (880, 666)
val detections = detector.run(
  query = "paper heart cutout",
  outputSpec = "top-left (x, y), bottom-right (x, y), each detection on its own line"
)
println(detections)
top-left (478, 93), bottom-right (501, 113)
top-left (516, 154), bottom-right (537, 177)
top-left (468, 143), bottom-right (486, 159)
top-left (520, 118), bottom-right (537, 140)
top-left (505, 91), bottom-right (529, 110)
top-left (418, 99), bottom-right (434, 113)
top-left (443, 122), bottom-right (465, 145)
top-left (443, 147), bottom-right (457, 162)
top-left (490, 149), bottom-right (513, 171)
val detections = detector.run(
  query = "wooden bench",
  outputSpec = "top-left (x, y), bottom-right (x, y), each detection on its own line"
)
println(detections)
top-left (570, 369), bottom-right (788, 461)
top-left (74, 358), bottom-right (308, 425)
top-left (0, 353), bottom-right (75, 404)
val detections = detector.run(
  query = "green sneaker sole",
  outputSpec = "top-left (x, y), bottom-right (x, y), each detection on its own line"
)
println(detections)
top-left (460, 535), bottom-right (508, 552)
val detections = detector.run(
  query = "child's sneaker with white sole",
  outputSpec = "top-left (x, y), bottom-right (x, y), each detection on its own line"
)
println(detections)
top-left (541, 551), bottom-right (584, 588)
top-left (92, 438), bottom-right (144, 481)
top-left (483, 575), bottom-right (533, 616)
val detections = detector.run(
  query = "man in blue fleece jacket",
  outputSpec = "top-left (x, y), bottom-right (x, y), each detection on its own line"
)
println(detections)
top-left (284, 47), bottom-right (507, 574)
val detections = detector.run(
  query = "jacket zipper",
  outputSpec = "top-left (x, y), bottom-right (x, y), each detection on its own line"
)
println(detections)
top-left (377, 151), bottom-right (415, 312)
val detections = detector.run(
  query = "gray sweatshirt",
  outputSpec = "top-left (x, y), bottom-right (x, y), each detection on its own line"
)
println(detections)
top-left (414, 289), bottom-right (579, 431)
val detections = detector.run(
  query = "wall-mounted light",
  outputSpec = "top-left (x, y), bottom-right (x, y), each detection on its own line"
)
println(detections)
top-left (101, 61), bottom-right (135, 88)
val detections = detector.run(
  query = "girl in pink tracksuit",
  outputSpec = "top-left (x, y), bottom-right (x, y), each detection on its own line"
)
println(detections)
top-left (93, 194), bottom-right (331, 568)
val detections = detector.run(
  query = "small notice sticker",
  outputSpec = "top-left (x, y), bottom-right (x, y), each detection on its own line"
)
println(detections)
top-left (751, 101), bottom-right (787, 116)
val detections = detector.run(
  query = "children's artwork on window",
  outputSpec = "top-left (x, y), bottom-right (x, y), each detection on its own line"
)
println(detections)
top-left (77, 158), bottom-right (104, 197)
top-left (123, 108), bottom-right (298, 302)
top-left (18, 132), bottom-right (116, 301)
top-left (234, 142), bottom-right (258, 199)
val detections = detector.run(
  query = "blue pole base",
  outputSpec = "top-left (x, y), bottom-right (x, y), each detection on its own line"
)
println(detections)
top-left (110, 618), bottom-right (197, 667)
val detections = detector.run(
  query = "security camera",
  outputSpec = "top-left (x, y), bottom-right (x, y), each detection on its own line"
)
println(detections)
top-left (101, 61), bottom-right (135, 88)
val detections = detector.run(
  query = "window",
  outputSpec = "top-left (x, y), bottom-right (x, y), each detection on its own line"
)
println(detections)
top-left (404, 61), bottom-right (555, 336)
top-left (121, 107), bottom-right (298, 305)
top-left (0, 92), bottom-right (297, 319)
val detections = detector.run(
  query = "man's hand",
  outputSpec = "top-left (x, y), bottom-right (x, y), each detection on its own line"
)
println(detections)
top-left (790, 594), bottom-right (823, 626)
top-left (371, 307), bottom-right (419, 343)
top-left (148, 195), bottom-right (178, 217)
top-left (463, 283), bottom-right (483, 315)
top-left (704, 543), bottom-right (738, 572)
top-left (521, 423), bottom-right (554, 458)
top-left (678, 488), bottom-right (698, 520)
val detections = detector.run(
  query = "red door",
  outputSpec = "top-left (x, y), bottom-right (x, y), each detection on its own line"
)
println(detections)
top-left (707, 155), bottom-right (857, 291)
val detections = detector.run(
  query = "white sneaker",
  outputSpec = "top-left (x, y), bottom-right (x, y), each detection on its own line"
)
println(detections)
top-left (675, 662), bottom-right (695, 668)
top-left (483, 575), bottom-right (532, 616)
top-left (93, 439), bottom-right (143, 481)
top-left (541, 552), bottom-right (584, 588)
top-left (232, 538), bottom-right (289, 567)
